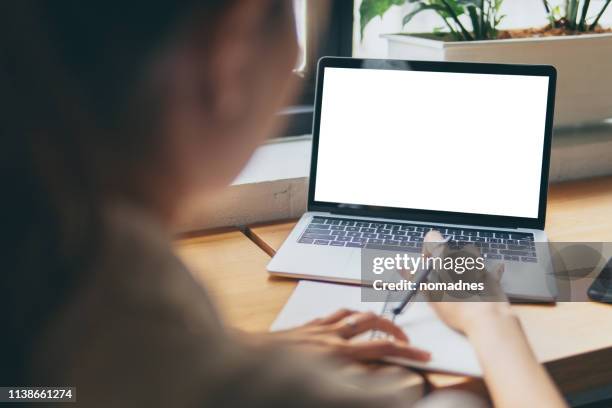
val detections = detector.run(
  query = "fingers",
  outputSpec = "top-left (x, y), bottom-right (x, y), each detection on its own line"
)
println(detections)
top-left (341, 339), bottom-right (431, 362)
top-left (310, 309), bottom-right (356, 326)
top-left (492, 263), bottom-right (505, 281)
top-left (424, 230), bottom-right (444, 243)
top-left (423, 230), bottom-right (448, 258)
top-left (334, 312), bottom-right (409, 342)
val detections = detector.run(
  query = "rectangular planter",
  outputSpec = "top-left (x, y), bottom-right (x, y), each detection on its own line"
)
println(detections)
top-left (383, 32), bottom-right (612, 127)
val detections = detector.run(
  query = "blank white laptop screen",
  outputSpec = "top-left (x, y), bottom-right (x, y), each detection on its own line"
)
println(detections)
top-left (314, 67), bottom-right (550, 219)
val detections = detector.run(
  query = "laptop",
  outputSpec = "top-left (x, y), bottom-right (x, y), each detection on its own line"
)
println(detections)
top-left (268, 57), bottom-right (558, 301)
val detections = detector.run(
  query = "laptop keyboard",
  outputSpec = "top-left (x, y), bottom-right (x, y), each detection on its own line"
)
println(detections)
top-left (298, 216), bottom-right (537, 263)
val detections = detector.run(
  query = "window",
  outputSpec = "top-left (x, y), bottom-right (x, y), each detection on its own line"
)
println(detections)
top-left (278, 1), bottom-right (354, 137)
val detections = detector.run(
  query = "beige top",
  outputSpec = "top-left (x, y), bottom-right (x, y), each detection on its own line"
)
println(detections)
top-left (28, 205), bottom-right (482, 407)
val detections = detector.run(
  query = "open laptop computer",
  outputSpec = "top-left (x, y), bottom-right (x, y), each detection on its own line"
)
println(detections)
top-left (268, 57), bottom-right (558, 301)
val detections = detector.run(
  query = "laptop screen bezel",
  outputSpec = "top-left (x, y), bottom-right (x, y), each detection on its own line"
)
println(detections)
top-left (307, 57), bottom-right (557, 230)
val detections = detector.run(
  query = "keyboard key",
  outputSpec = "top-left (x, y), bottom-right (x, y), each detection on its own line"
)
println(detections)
top-left (352, 237), bottom-right (367, 243)
top-left (355, 222), bottom-right (370, 227)
top-left (314, 240), bottom-right (330, 245)
top-left (495, 232), bottom-right (511, 239)
top-left (487, 254), bottom-right (502, 260)
top-left (508, 244), bottom-right (530, 251)
top-left (346, 226), bottom-right (359, 232)
top-left (463, 230), bottom-right (478, 236)
top-left (299, 238), bottom-right (313, 244)
top-left (379, 234), bottom-right (393, 240)
top-left (330, 230), bottom-right (346, 236)
top-left (393, 230), bottom-right (406, 236)
top-left (330, 241), bottom-right (346, 247)
top-left (504, 255), bottom-right (520, 261)
top-left (305, 228), bottom-right (331, 235)
top-left (336, 236), bottom-right (352, 242)
top-left (346, 232), bottom-right (361, 237)
top-left (522, 257), bottom-right (538, 262)
top-left (363, 232), bottom-right (378, 238)
top-left (361, 227), bottom-right (376, 233)
top-left (384, 240), bottom-right (400, 245)
top-left (346, 242), bottom-right (365, 248)
top-left (330, 225), bottom-right (344, 231)
top-left (396, 236), bottom-right (410, 241)
top-left (479, 231), bottom-right (494, 237)
top-left (339, 220), bottom-right (355, 226)
top-left (303, 234), bottom-right (335, 240)
top-left (326, 219), bottom-right (341, 225)
top-left (500, 249), bottom-right (530, 257)
top-left (368, 239), bottom-right (384, 244)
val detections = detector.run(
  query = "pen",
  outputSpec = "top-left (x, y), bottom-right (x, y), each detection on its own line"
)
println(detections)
top-left (391, 235), bottom-right (451, 318)
top-left (391, 264), bottom-right (434, 318)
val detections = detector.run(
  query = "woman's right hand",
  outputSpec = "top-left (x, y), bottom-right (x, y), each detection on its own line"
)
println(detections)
top-left (421, 231), bottom-right (567, 408)
top-left (422, 230), bottom-right (514, 336)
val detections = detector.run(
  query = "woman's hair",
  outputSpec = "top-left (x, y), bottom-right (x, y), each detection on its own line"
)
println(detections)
top-left (0, 1), bottom-right (234, 383)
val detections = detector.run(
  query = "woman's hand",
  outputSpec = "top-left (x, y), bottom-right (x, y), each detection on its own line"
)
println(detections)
top-left (255, 309), bottom-right (430, 363)
top-left (423, 230), bottom-right (513, 336)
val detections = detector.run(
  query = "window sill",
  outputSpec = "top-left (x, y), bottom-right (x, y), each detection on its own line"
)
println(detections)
top-left (175, 122), bottom-right (612, 232)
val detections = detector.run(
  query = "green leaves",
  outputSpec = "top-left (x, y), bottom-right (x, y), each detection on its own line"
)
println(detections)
top-left (360, 0), bottom-right (406, 38)
top-left (543, 0), bottom-right (611, 32)
top-left (402, 3), bottom-right (446, 26)
top-left (359, 0), bottom-right (507, 42)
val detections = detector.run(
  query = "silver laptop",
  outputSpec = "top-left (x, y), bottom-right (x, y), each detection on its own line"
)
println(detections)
top-left (268, 57), bottom-right (558, 301)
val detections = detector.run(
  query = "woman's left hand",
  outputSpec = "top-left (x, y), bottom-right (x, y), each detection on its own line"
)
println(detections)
top-left (247, 309), bottom-right (430, 363)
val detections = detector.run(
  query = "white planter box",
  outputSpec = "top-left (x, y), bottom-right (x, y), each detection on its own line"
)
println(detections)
top-left (383, 33), bottom-right (612, 127)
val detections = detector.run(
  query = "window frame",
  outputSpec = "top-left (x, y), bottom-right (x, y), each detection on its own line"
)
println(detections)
top-left (277, 1), bottom-right (354, 137)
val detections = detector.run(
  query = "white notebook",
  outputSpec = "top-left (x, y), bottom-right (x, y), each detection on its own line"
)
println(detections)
top-left (271, 281), bottom-right (482, 377)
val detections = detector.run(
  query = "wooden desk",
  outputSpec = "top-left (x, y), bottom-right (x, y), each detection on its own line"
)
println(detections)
top-left (245, 176), bottom-right (612, 397)
top-left (175, 231), bottom-right (296, 331)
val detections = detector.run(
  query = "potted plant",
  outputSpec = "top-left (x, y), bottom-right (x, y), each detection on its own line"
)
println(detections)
top-left (360, 0), bottom-right (612, 126)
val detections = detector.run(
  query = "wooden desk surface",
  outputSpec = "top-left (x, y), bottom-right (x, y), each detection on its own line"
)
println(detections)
top-left (175, 231), bottom-right (296, 331)
top-left (245, 176), bottom-right (612, 396)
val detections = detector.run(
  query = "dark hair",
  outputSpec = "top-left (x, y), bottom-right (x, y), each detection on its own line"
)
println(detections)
top-left (0, 1), bottom-right (232, 383)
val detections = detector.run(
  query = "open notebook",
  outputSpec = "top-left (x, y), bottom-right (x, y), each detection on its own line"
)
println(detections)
top-left (271, 281), bottom-right (482, 377)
